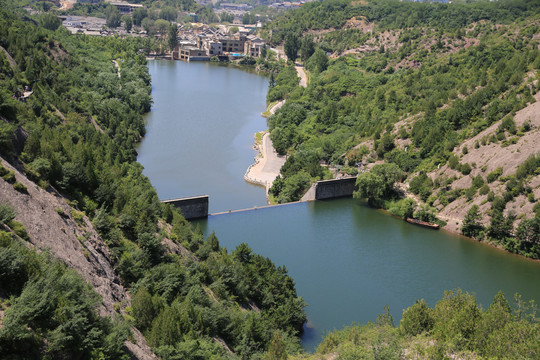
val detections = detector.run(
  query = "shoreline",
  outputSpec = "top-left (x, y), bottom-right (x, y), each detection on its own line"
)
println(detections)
top-left (244, 100), bottom-right (287, 201)
top-left (244, 131), bottom-right (286, 200)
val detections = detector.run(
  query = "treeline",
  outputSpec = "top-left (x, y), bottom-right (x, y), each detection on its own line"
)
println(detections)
top-left (0, 4), bottom-right (306, 359)
top-left (65, 0), bottom-right (222, 28)
top-left (264, 0), bottom-right (540, 44)
top-left (295, 289), bottom-right (539, 360)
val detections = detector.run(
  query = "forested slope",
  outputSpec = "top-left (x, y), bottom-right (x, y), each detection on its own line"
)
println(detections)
top-left (0, 3), bottom-right (306, 359)
top-left (262, 0), bottom-right (540, 259)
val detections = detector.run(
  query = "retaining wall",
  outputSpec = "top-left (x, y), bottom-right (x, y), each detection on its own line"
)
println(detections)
top-left (314, 177), bottom-right (357, 200)
top-left (162, 195), bottom-right (209, 220)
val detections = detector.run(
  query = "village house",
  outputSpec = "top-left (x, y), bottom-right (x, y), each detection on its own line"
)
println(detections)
top-left (174, 24), bottom-right (266, 61)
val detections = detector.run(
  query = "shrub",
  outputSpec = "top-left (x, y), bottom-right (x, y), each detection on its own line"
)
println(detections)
top-left (487, 167), bottom-right (503, 183)
top-left (472, 175), bottom-right (484, 189)
top-left (13, 182), bottom-right (27, 193)
top-left (2, 170), bottom-right (16, 183)
top-left (448, 155), bottom-right (459, 170)
top-left (479, 184), bottom-right (490, 195)
top-left (7, 220), bottom-right (29, 241)
top-left (70, 209), bottom-right (85, 226)
top-left (0, 202), bottom-right (16, 225)
top-left (460, 163), bottom-right (472, 175)
top-left (400, 299), bottom-right (434, 336)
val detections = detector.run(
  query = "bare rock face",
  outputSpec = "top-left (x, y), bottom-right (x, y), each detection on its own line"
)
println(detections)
top-left (0, 158), bottom-right (157, 359)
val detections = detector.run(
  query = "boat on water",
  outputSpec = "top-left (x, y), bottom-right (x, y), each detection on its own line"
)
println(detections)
top-left (405, 218), bottom-right (440, 229)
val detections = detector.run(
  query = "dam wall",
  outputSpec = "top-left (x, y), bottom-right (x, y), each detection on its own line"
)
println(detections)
top-left (314, 177), bottom-right (357, 200)
top-left (162, 195), bottom-right (209, 220)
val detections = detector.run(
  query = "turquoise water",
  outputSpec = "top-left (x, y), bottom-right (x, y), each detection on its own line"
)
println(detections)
top-left (138, 60), bottom-right (540, 352)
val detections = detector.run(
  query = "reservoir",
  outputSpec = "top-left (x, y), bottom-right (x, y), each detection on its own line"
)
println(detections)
top-left (138, 60), bottom-right (269, 213)
top-left (139, 60), bottom-right (540, 351)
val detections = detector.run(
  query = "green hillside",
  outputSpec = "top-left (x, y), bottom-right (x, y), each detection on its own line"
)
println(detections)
top-left (263, 0), bottom-right (540, 259)
top-left (0, 3), bottom-right (305, 359)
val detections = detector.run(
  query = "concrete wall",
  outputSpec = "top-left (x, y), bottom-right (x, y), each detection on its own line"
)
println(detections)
top-left (314, 177), bottom-right (357, 200)
top-left (162, 195), bottom-right (209, 220)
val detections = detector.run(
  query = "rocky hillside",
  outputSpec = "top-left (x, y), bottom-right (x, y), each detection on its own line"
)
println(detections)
top-left (0, 156), bottom-right (156, 358)
top-left (427, 91), bottom-right (540, 234)
top-left (261, 0), bottom-right (540, 258)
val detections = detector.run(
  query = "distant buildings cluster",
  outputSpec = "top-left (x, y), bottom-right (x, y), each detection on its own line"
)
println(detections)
top-left (173, 25), bottom-right (266, 62)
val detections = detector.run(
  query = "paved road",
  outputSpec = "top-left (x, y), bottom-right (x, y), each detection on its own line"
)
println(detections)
top-left (295, 63), bottom-right (307, 87)
top-left (268, 100), bottom-right (285, 114)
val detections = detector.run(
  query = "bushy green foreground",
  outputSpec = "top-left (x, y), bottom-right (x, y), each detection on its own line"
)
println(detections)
top-left (0, 4), bottom-right (306, 359)
top-left (291, 289), bottom-right (539, 360)
top-left (0, 231), bottom-right (130, 359)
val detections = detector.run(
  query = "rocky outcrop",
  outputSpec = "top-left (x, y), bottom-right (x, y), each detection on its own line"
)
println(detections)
top-left (0, 157), bottom-right (157, 359)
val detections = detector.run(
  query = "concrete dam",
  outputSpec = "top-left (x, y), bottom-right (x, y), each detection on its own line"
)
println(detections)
top-left (163, 177), bottom-right (357, 219)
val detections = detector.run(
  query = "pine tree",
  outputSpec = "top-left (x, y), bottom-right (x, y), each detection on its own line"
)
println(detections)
top-left (461, 205), bottom-right (484, 239)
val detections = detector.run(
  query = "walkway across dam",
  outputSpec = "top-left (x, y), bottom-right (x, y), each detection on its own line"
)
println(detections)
top-left (163, 177), bottom-right (358, 219)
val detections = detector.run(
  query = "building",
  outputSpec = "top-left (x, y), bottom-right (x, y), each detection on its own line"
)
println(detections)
top-left (245, 35), bottom-right (265, 57)
top-left (174, 24), bottom-right (266, 61)
top-left (109, 2), bottom-right (144, 14)
top-left (175, 47), bottom-right (210, 61)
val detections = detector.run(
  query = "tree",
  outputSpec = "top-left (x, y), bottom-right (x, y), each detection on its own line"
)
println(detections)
top-left (433, 289), bottom-right (481, 350)
top-left (132, 8), bottom-right (148, 26)
top-left (155, 19), bottom-right (170, 36)
top-left (400, 299), bottom-right (434, 336)
top-left (160, 6), bottom-right (177, 22)
top-left (123, 16), bottom-right (132, 32)
top-left (39, 13), bottom-right (61, 31)
top-left (300, 36), bottom-right (315, 62)
top-left (284, 33), bottom-right (300, 62)
top-left (515, 217), bottom-right (539, 256)
top-left (354, 171), bottom-right (384, 206)
top-left (131, 286), bottom-right (156, 331)
top-left (0, 202), bottom-right (15, 225)
top-left (263, 331), bottom-right (288, 360)
top-left (461, 205), bottom-right (484, 239)
top-left (306, 48), bottom-right (328, 73)
top-left (141, 18), bottom-right (155, 35)
top-left (167, 24), bottom-right (178, 51)
top-left (488, 211), bottom-right (514, 240)
top-left (354, 163), bottom-right (403, 206)
top-left (106, 6), bottom-right (122, 29)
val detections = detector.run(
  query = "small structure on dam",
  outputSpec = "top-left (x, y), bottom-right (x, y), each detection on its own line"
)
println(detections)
top-left (162, 195), bottom-right (209, 220)
top-left (314, 177), bottom-right (357, 200)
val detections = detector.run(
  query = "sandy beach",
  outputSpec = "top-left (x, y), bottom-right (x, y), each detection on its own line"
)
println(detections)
top-left (244, 132), bottom-right (286, 197)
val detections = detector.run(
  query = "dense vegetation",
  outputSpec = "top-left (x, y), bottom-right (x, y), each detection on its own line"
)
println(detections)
top-left (293, 289), bottom-right (539, 360)
top-left (0, 3), bottom-right (306, 358)
top-left (0, 228), bottom-right (130, 359)
top-left (264, 0), bottom-right (540, 258)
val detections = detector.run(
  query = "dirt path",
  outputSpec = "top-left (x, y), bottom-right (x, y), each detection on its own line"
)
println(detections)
top-left (112, 60), bottom-right (121, 78)
top-left (295, 62), bottom-right (308, 87)
top-left (0, 46), bottom-right (16, 69)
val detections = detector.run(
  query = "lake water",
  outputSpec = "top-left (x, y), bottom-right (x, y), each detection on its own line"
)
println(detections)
top-left (138, 60), bottom-right (540, 351)
top-left (138, 60), bottom-right (269, 213)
